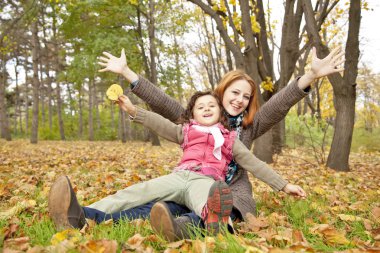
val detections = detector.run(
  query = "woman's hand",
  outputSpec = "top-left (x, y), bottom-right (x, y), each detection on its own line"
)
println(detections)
top-left (309, 47), bottom-right (345, 79)
top-left (298, 47), bottom-right (345, 89)
top-left (282, 183), bottom-right (306, 198)
top-left (117, 95), bottom-right (136, 117)
top-left (98, 49), bottom-right (138, 83)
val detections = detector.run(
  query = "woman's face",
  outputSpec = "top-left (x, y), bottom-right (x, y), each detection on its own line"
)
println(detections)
top-left (222, 79), bottom-right (252, 116)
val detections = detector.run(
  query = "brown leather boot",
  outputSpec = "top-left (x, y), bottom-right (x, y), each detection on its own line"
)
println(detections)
top-left (150, 202), bottom-right (192, 242)
top-left (48, 176), bottom-right (86, 230)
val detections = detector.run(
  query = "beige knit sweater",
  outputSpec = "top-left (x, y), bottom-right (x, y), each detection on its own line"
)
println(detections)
top-left (131, 76), bottom-right (308, 219)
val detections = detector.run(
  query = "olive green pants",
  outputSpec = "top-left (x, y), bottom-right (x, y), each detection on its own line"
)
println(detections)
top-left (87, 170), bottom-right (215, 216)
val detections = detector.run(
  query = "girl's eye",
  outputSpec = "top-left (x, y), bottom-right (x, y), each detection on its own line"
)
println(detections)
top-left (244, 96), bottom-right (250, 100)
top-left (232, 91), bottom-right (239, 95)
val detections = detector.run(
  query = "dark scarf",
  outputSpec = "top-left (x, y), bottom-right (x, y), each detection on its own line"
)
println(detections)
top-left (225, 112), bottom-right (243, 184)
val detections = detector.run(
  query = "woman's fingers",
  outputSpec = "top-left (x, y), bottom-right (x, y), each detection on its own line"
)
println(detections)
top-left (332, 51), bottom-right (345, 63)
top-left (102, 52), bottom-right (114, 58)
top-left (98, 56), bottom-right (109, 62)
top-left (97, 61), bottom-right (107, 67)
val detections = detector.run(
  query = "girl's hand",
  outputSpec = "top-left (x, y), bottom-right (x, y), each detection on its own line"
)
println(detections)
top-left (308, 47), bottom-right (345, 79)
top-left (282, 183), bottom-right (306, 198)
top-left (117, 95), bottom-right (136, 117)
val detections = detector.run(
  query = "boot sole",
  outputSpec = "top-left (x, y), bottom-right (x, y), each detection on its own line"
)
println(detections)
top-left (150, 202), bottom-right (177, 242)
top-left (48, 176), bottom-right (72, 230)
top-left (205, 181), bottom-right (233, 234)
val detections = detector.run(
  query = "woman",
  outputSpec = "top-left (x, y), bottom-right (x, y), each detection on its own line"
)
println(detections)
top-left (48, 47), bottom-right (344, 239)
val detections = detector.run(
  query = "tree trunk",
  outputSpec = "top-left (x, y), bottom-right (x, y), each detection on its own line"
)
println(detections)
top-left (326, 0), bottom-right (360, 171)
top-left (0, 56), bottom-right (11, 140)
top-left (78, 89), bottom-right (83, 138)
top-left (303, 0), bottom-right (360, 171)
top-left (47, 72), bottom-right (53, 131)
top-left (146, 0), bottom-right (160, 146)
top-left (30, 21), bottom-right (40, 144)
top-left (24, 61), bottom-right (29, 135)
top-left (88, 79), bottom-right (94, 141)
top-left (272, 0), bottom-right (303, 154)
top-left (119, 108), bottom-right (127, 143)
top-left (15, 61), bottom-right (22, 135)
top-left (53, 7), bottom-right (65, 140)
top-left (94, 82), bottom-right (101, 130)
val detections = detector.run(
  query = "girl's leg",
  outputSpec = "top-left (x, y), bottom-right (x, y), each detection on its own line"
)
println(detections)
top-left (184, 173), bottom-right (233, 234)
top-left (87, 172), bottom-right (186, 214)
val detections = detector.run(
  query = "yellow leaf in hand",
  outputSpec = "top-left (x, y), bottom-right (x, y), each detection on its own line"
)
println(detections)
top-left (106, 84), bottom-right (123, 101)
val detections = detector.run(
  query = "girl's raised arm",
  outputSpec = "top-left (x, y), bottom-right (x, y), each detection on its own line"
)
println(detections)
top-left (98, 49), bottom-right (184, 122)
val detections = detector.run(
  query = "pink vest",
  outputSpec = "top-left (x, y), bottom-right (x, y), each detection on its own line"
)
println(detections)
top-left (174, 121), bottom-right (237, 181)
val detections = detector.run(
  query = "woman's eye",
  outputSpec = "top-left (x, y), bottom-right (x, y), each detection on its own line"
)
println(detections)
top-left (232, 91), bottom-right (239, 95)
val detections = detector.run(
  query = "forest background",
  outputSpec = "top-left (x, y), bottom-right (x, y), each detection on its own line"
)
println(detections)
top-left (0, 0), bottom-right (380, 252)
top-left (0, 0), bottom-right (379, 170)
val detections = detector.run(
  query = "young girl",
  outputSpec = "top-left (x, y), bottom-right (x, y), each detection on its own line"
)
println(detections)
top-left (49, 89), bottom-right (305, 235)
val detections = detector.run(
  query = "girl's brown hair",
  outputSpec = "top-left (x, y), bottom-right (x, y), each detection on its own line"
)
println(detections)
top-left (180, 91), bottom-right (229, 129)
top-left (214, 70), bottom-right (259, 127)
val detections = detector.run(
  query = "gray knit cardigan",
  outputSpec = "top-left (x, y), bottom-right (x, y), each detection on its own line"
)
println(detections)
top-left (131, 76), bottom-right (308, 219)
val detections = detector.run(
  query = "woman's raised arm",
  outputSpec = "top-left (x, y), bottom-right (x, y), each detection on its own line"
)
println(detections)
top-left (248, 47), bottom-right (344, 140)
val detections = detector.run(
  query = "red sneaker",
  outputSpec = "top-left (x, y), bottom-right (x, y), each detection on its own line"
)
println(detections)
top-left (203, 181), bottom-right (233, 234)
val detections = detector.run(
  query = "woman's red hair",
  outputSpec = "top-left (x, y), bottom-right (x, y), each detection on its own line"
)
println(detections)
top-left (214, 70), bottom-right (259, 127)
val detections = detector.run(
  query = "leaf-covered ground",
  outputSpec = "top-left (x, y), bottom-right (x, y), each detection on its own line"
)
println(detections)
top-left (0, 140), bottom-right (379, 252)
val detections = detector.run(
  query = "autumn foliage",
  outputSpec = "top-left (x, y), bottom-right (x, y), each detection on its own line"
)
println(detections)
top-left (0, 140), bottom-right (379, 252)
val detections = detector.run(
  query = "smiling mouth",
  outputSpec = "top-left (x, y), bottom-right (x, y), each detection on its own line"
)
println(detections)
top-left (203, 114), bottom-right (213, 118)
top-left (231, 104), bottom-right (242, 110)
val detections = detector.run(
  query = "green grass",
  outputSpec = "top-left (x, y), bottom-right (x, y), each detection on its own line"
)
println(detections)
top-left (351, 127), bottom-right (380, 152)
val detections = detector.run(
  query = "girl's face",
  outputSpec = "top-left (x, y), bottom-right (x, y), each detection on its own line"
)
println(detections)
top-left (222, 79), bottom-right (252, 116)
top-left (192, 95), bottom-right (221, 126)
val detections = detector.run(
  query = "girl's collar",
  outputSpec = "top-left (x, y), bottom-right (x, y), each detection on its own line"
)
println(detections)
top-left (189, 120), bottom-right (228, 133)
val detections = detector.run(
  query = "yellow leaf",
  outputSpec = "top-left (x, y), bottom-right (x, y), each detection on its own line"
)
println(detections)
top-left (312, 186), bottom-right (326, 195)
top-left (322, 228), bottom-right (351, 246)
top-left (51, 229), bottom-right (82, 246)
top-left (338, 214), bottom-right (363, 222)
top-left (106, 84), bottom-right (123, 101)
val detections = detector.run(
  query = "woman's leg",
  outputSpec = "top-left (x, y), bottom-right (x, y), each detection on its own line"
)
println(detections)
top-left (83, 201), bottom-right (191, 224)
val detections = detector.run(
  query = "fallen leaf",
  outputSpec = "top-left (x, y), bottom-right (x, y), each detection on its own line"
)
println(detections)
top-left (51, 229), bottom-right (83, 246)
top-left (79, 239), bottom-right (117, 253)
top-left (0, 200), bottom-right (36, 219)
top-left (3, 237), bottom-right (30, 251)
